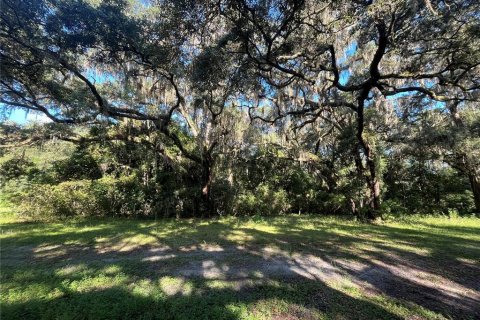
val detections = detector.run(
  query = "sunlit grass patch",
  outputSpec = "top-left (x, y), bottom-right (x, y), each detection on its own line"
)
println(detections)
top-left (159, 276), bottom-right (193, 296)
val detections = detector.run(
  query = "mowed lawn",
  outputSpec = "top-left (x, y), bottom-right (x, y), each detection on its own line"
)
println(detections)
top-left (1, 203), bottom-right (479, 319)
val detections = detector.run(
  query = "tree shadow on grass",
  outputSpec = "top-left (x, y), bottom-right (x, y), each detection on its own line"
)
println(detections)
top-left (226, 225), bottom-right (480, 319)
top-left (2, 273), bottom-right (403, 320)
top-left (1, 217), bottom-right (479, 319)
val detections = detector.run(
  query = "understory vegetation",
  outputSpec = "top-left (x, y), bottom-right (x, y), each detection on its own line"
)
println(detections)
top-left (0, 132), bottom-right (476, 220)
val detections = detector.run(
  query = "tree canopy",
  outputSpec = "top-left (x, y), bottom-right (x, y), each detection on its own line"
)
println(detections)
top-left (1, 0), bottom-right (479, 218)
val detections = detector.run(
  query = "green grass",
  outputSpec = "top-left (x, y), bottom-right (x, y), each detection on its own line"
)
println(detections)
top-left (1, 204), bottom-right (479, 319)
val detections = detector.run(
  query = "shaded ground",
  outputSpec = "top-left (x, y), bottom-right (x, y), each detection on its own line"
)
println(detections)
top-left (1, 212), bottom-right (479, 319)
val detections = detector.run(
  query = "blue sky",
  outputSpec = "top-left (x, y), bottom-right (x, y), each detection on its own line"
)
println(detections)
top-left (2, 108), bottom-right (50, 124)
top-left (3, 108), bottom-right (28, 124)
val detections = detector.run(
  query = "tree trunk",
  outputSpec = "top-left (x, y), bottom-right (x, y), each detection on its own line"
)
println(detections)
top-left (356, 95), bottom-right (381, 220)
top-left (357, 134), bottom-right (381, 220)
top-left (363, 154), bottom-right (380, 220)
top-left (469, 173), bottom-right (480, 213)
top-left (366, 158), bottom-right (381, 210)
top-left (200, 158), bottom-right (214, 217)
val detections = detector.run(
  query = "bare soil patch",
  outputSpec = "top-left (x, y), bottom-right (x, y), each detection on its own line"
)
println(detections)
top-left (3, 241), bottom-right (479, 318)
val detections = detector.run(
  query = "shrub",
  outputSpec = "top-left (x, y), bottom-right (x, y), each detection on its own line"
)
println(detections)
top-left (16, 175), bottom-right (151, 219)
top-left (51, 148), bottom-right (102, 181)
top-left (0, 158), bottom-right (37, 185)
top-left (234, 183), bottom-right (290, 216)
top-left (18, 180), bottom-right (107, 219)
top-left (101, 175), bottom-right (152, 217)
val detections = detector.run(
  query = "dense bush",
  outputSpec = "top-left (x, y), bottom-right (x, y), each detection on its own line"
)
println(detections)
top-left (17, 176), bottom-right (151, 219)
top-left (234, 183), bottom-right (290, 216)
top-left (383, 162), bottom-right (474, 215)
top-left (51, 148), bottom-right (102, 181)
top-left (1, 126), bottom-right (477, 220)
top-left (5, 153), bottom-right (476, 220)
top-left (0, 158), bottom-right (37, 185)
top-left (19, 180), bottom-right (106, 219)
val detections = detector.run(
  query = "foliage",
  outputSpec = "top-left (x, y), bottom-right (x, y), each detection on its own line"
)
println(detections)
top-left (1, 129), bottom-right (477, 219)
top-left (0, 0), bottom-right (479, 218)
top-left (51, 147), bottom-right (102, 181)
top-left (234, 183), bottom-right (290, 216)
top-left (0, 158), bottom-right (36, 184)
top-left (16, 175), bottom-right (156, 219)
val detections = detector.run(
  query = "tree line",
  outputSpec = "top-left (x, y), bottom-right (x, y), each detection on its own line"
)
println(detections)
top-left (1, 0), bottom-right (479, 219)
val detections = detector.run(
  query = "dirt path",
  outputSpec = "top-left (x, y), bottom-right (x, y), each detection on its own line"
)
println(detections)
top-left (3, 242), bottom-right (479, 318)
